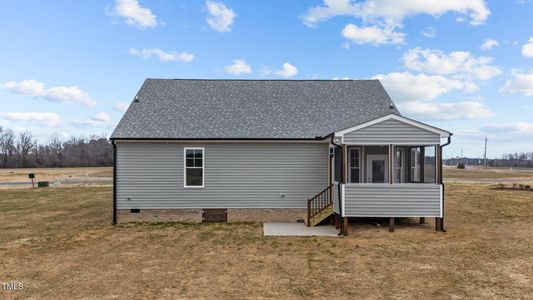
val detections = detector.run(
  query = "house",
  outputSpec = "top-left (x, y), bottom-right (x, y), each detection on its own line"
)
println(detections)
top-left (110, 79), bottom-right (451, 235)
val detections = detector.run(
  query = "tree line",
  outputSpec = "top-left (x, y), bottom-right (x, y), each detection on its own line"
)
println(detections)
top-left (444, 152), bottom-right (533, 168)
top-left (0, 126), bottom-right (112, 168)
top-left (1, 124), bottom-right (532, 169)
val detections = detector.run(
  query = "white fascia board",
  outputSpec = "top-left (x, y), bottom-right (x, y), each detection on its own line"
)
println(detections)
top-left (334, 114), bottom-right (451, 138)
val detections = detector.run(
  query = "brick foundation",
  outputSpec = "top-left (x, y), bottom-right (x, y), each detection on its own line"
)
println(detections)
top-left (227, 208), bottom-right (306, 223)
top-left (117, 209), bottom-right (202, 223)
top-left (117, 208), bottom-right (306, 223)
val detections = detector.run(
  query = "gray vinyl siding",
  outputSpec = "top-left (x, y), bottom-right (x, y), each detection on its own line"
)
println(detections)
top-left (343, 119), bottom-right (441, 145)
top-left (116, 142), bottom-right (329, 209)
top-left (343, 184), bottom-right (442, 217)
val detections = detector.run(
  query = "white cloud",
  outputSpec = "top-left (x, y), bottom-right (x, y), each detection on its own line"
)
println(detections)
top-left (274, 63), bottom-right (298, 78)
top-left (422, 26), bottom-right (436, 38)
top-left (500, 69), bottom-right (533, 96)
top-left (223, 59), bottom-right (252, 75)
top-left (481, 39), bottom-right (498, 50)
top-left (205, 1), bottom-right (236, 32)
top-left (303, 0), bottom-right (490, 27)
top-left (481, 122), bottom-right (533, 135)
top-left (0, 112), bottom-right (62, 127)
top-left (71, 112), bottom-right (112, 128)
top-left (373, 72), bottom-right (478, 102)
top-left (92, 112), bottom-right (111, 123)
top-left (342, 24), bottom-right (405, 45)
top-left (521, 38), bottom-right (533, 58)
top-left (373, 71), bottom-right (492, 121)
top-left (402, 48), bottom-right (502, 81)
top-left (129, 48), bottom-right (194, 62)
top-left (401, 101), bottom-right (493, 121)
top-left (0, 80), bottom-right (96, 107)
top-left (114, 101), bottom-right (129, 113)
top-left (112, 0), bottom-right (157, 29)
top-left (303, 0), bottom-right (489, 45)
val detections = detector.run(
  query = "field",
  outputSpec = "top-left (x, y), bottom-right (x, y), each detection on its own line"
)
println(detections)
top-left (0, 168), bottom-right (532, 299)
top-left (0, 167), bottom-right (112, 183)
top-left (444, 166), bottom-right (533, 181)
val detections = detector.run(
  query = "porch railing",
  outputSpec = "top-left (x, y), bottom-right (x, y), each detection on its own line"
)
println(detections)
top-left (307, 184), bottom-right (334, 223)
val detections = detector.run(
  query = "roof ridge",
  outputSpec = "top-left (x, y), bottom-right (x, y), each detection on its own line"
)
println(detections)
top-left (145, 78), bottom-right (380, 82)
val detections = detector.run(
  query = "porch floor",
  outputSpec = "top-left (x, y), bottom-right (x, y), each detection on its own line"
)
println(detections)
top-left (263, 223), bottom-right (338, 237)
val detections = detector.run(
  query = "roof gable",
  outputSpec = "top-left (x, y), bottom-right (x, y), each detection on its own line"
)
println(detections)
top-left (111, 79), bottom-right (399, 139)
top-left (335, 113), bottom-right (451, 138)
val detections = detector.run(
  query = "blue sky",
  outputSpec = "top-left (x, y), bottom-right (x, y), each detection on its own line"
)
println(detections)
top-left (0, 0), bottom-right (532, 158)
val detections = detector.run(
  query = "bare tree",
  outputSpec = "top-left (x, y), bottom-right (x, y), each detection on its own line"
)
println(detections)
top-left (0, 127), bottom-right (16, 167)
top-left (17, 131), bottom-right (36, 168)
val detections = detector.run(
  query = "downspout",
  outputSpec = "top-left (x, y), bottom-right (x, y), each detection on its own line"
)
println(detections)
top-left (439, 134), bottom-right (452, 232)
top-left (112, 140), bottom-right (117, 225)
top-left (330, 134), bottom-right (344, 236)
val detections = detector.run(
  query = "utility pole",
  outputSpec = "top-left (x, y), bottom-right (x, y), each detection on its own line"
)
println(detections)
top-left (483, 137), bottom-right (488, 168)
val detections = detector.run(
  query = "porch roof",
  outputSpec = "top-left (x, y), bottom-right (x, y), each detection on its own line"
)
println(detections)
top-left (334, 113), bottom-right (451, 145)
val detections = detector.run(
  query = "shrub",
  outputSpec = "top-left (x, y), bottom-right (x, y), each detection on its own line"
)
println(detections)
top-left (525, 185), bottom-right (531, 189)
top-left (519, 184), bottom-right (525, 189)
top-left (457, 163), bottom-right (465, 169)
top-left (498, 183), bottom-right (505, 189)
top-left (513, 183), bottom-right (518, 189)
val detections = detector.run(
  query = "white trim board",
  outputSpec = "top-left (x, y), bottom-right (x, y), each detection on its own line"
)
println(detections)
top-left (334, 113), bottom-right (451, 139)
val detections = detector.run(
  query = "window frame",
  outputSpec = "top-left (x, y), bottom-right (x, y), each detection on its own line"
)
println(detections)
top-left (183, 147), bottom-right (205, 188)
top-left (348, 146), bottom-right (361, 183)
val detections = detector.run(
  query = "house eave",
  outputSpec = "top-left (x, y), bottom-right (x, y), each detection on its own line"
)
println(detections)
top-left (333, 113), bottom-right (451, 139)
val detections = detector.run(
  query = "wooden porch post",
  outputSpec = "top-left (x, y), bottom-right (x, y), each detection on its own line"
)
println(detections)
top-left (436, 145), bottom-right (442, 183)
top-left (343, 217), bottom-right (349, 236)
top-left (341, 145), bottom-right (348, 236)
top-left (435, 218), bottom-right (441, 231)
top-left (420, 217), bottom-right (425, 224)
top-left (389, 144), bottom-right (393, 184)
top-left (389, 217), bottom-right (395, 232)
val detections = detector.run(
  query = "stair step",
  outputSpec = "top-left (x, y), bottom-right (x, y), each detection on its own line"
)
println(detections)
top-left (307, 206), bottom-right (333, 227)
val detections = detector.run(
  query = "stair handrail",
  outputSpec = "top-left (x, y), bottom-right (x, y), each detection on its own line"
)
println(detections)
top-left (307, 184), bottom-right (334, 224)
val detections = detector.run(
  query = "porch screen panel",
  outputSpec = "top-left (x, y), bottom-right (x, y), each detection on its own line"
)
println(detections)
top-left (394, 148), bottom-right (404, 183)
top-left (409, 147), bottom-right (421, 182)
top-left (424, 146), bottom-right (436, 183)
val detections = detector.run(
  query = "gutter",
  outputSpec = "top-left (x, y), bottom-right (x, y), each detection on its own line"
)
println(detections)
top-left (110, 137), bottom-right (327, 141)
top-left (112, 140), bottom-right (117, 225)
top-left (330, 134), bottom-right (344, 236)
top-left (439, 134), bottom-right (452, 232)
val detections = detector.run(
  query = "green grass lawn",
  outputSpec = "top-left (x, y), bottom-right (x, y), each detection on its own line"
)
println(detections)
top-left (1, 184), bottom-right (532, 299)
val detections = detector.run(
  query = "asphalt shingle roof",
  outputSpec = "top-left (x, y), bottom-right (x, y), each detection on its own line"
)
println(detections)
top-left (111, 79), bottom-right (400, 139)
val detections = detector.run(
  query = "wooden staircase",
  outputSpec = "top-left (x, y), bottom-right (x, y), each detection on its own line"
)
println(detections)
top-left (305, 184), bottom-right (334, 227)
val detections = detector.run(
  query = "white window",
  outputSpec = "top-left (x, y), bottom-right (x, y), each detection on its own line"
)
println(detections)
top-left (184, 147), bottom-right (204, 188)
top-left (348, 147), bottom-right (361, 183)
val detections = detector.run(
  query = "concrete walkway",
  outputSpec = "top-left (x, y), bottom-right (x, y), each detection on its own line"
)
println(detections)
top-left (263, 223), bottom-right (339, 237)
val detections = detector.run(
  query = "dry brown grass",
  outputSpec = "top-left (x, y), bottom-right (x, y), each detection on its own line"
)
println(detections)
top-left (0, 167), bottom-right (112, 183)
top-left (444, 167), bottom-right (533, 181)
top-left (1, 183), bottom-right (532, 299)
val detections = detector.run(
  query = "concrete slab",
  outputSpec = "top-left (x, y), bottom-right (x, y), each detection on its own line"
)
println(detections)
top-left (263, 223), bottom-right (339, 237)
